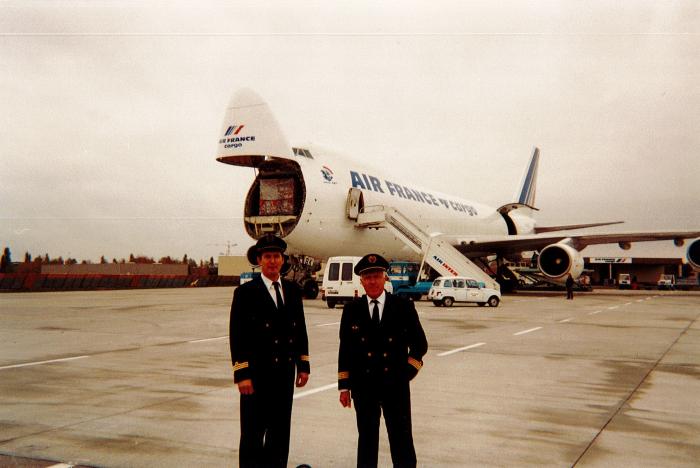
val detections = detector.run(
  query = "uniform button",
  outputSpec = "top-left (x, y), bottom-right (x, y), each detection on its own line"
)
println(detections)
top-left (274, 339), bottom-right (279, 344)
top-left (388, 337), bottom-right (393, 342)
top-left (361, 338), bottom-right (365, 342)
top-left (383, 353), bottom-right (388, 357)
top-left (289, 339), bottom-right (293, 344)
top-left (384, 368), bottom-right (389, 372)
top-left (367, 352), bottom-right (372, 357)
top-left (288, 357), bottom-right (292, 362)
top-left (274, 358), bottom-right (279, 363)
top-left (266, 323), bottom-right (271, 328)
top-left (366, 369), bottom-right (370, 374)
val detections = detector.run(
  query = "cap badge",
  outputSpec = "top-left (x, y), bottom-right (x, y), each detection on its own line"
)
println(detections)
top-left (368, 255), bottom-right (376, 263)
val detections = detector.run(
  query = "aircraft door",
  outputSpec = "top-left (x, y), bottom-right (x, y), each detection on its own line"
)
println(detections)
top-left (466, 279), bottom-right (481, 301)
top-left (346, 187), bottom-right (364, 220)
top-left (454, 279), bottom-right (467, 301)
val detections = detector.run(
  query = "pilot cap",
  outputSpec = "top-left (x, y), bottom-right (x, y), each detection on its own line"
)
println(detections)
top-left (246, 234), bottom-right (287, 265)
top-left (354, 253), bottom-right (390, 276)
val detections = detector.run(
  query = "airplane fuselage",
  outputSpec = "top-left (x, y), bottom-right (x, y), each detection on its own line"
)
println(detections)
top-left (242, 145), bottom-right (513, 261)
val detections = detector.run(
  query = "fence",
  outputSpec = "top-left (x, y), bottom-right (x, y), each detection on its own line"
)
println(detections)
top-left (0, 273), bottom-right (237, 292)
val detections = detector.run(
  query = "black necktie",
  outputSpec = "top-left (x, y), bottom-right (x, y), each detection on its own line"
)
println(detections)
top-left (273, 281), bottom-right (284, 310)
top-left (371, 299), bottom-right (380, 327)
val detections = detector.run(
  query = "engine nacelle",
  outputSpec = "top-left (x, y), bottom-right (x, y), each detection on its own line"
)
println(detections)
top-left (537, 242), bottom-right (584, 280)
top-left (687, 238), bottom-right (700, 271)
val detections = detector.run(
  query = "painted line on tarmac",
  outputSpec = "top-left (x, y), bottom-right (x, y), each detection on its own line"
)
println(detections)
top-left (47, 464), bottom-right (74, 468)
top-left (623, 302), bottom-right (633, 306)
top-left (293, 382), bottom-right (337, 399)
top-left (607, 305), bottom-right (620, 310)
top-left (636, 299), bottom-right (645, 303)
top-left (588, 310), bottom-right (603, 315)
top-left (315, 321), bottom-right (341, 327)
top-left (513, 327), bottom-right (542, 336)
top-left (438, 342), bottom-right (486, 357)
top-left (187, 336), bottom-right (228, 343)
top-left (0, 355), bottom-right (89, 371)
top-left (559, 317), bottom-right (574, 323)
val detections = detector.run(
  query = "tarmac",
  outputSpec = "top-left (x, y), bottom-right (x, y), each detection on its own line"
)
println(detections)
top-left (0, 287), bottom-right (699, 467)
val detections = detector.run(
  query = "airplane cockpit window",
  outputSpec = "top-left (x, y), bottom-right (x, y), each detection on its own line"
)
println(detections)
top-left (292, 147), bottom-right (314, 159)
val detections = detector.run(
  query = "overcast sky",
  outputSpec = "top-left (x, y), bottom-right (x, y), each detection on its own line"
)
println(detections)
top-left (1, 1), bottom-right (698, 262)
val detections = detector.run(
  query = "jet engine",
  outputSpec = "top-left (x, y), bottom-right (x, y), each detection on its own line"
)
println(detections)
top-left (537, 241), bottom-right (584, 280)
top-left (687, 238), bottom-right (700, 271)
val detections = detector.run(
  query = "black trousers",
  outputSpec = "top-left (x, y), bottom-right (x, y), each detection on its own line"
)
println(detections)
top-left (239, 366), bottom-right (295, 468)
top-left (352, 381), bottom-right (416, 468)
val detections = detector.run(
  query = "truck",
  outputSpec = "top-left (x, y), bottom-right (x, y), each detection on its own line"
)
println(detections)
top-left (618, 273), bottom-right (632, 289)
top-left (387, 261), bottom-right (433, 301)
top-left (657, 274), bottom-right (675, 290)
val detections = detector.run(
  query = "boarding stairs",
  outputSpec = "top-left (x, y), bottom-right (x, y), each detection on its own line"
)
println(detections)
top-left (354, 205), bottom-right (500, 291)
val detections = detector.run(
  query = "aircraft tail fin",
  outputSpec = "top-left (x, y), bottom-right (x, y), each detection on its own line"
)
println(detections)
top-left (514, 147), bottom-right (540, 209)
top-left (215, 88), bottom-right (292, 168)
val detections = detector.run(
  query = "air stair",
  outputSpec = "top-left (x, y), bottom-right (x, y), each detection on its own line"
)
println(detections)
top-left (354, 205), bottom-right (500, 291)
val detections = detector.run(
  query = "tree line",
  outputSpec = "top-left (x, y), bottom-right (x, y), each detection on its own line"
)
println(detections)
top-left (1, 247), bottom-right (216, 274)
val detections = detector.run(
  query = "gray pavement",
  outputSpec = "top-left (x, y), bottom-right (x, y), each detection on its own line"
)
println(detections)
top-left (0, 288), bottom-right (699, 467)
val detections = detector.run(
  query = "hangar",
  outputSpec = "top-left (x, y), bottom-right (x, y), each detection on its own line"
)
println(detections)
top-left (584, 256), bottom-right (688, 287)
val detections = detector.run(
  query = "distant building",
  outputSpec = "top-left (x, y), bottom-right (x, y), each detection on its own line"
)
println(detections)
top-left (584, 257), bottom-right (684, 285)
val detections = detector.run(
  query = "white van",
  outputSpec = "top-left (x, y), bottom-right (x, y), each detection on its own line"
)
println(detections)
top-left (321, 256), bottom-right (393, 309)
top-left (427, 276), bottom-right (501, 307)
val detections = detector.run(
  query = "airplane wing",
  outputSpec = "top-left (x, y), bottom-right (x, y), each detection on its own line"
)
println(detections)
top-left (446, 230), bottom-right (700, 257)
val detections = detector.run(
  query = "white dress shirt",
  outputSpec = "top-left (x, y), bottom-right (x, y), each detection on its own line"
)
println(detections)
top-left (366, 291), bottom-right (386, 321)
top-left (261, 274), bottom-right (285, 307)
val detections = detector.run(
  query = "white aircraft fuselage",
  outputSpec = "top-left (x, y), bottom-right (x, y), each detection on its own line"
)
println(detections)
top-left (216, 89), bottom-right (700, 285)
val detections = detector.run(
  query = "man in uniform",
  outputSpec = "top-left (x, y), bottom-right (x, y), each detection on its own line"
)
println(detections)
top-left (229, 234), bottom-right (310, 467)
top-left (565, 273), bottom-right (575, 300)
top-left (338, 253), bottom-right (428, 468)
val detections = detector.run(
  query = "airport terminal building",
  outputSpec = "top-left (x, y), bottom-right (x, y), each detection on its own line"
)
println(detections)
top-left (583, 256), bottom-right (687, 286)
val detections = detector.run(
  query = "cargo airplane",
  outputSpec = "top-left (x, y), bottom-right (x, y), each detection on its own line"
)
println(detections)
top-left (215, 89), bottom-right (700, 297)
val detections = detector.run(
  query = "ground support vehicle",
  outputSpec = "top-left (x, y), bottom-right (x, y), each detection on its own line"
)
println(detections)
top-left (387, 261), bottom-right (432, 300)
top-left (321, 256), bottom-right (393, 309)
top-left (427, 276), bottom-right (501, 307)
top-left (657, 274), bottom-right (676, 290)
top-left (618, 273), bottom-right (632, 290)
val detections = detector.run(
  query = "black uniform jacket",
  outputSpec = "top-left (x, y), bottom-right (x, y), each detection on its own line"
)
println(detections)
top-left (338, 293), bottom-right (428, 392)
top-left (229, 276), bottom-right (310, 384)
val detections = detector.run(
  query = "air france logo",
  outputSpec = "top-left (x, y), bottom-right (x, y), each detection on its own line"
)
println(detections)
top-left (224, 125), bottom-right (245, 136)
top-left (220, 123), bottom-right (256, 149)
top-left (321, 166), bottom-right (336, 184)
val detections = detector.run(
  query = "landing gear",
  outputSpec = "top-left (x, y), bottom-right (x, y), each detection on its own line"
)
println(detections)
top-left (303, 278), bottom-right (319, 300)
